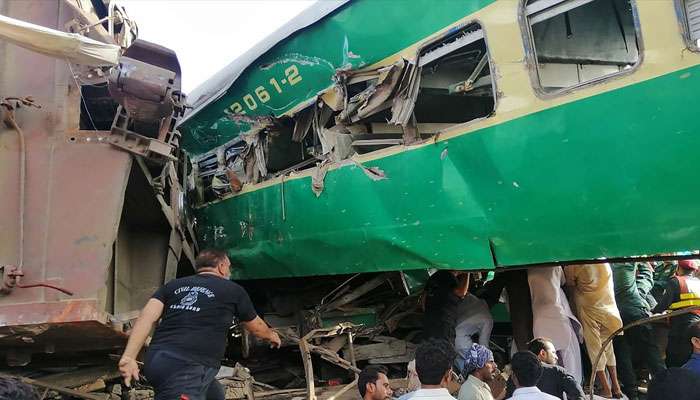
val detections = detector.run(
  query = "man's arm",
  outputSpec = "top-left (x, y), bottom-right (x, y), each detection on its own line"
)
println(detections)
top-left (652, 277), bottom-right (679, 314)
top-left (118, 298), bottom-right (164, 387)
top-left (557, 367), bottom-right (585, 400)
top-left (454, 272), bottom-right (470, 299)
top-left (242, 316), bottom-right (281, 348)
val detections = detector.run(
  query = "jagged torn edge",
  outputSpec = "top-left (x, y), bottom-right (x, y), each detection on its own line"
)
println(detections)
top-left (351, 159), bottom-right (387, 181)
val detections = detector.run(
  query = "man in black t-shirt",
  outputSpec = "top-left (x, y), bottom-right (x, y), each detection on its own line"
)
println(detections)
top-left (422, 270), bottom-right (470, 343)
top-left (504, 338), bottom-right (585, 400)
top-left (118, 249), bottom-right (280, 400)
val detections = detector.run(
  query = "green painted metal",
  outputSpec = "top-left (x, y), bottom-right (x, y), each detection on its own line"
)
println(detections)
top-left (179, 0), bottom-right (495, 156)
top-left (195, 65), bottom-right (700, 280)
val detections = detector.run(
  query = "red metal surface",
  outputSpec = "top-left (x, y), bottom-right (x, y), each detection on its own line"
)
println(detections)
top-left (0, 2), bottom-right (133, 358)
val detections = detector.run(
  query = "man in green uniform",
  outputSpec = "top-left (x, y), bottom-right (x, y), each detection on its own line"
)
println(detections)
top-left (611, 262), bottom-right (666, 400)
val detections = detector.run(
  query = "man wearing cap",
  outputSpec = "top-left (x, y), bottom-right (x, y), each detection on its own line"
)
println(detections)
top-left (457, 344), bottom-right (504, 400)
top-left (653, 259), bottom-right (700, 367)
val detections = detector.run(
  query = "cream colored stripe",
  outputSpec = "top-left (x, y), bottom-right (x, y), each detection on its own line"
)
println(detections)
top-left (200, 0), bottom-right (700, 205)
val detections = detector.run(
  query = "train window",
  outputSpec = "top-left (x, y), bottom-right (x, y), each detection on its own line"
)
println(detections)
top-left (349, 22), bottom-right (496, 152)
top-left (522, 0), bottom-right (641, 95)
top-left (412, 22), bottom-right (496, 132)
top-left (679, 0), bottom-right (700, 51)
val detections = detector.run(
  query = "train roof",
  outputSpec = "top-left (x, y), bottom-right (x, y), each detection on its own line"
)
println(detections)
top-left (179, 0), bottom-right (349, 127)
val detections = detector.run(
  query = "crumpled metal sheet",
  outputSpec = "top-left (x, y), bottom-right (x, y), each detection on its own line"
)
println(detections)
top-left (318, 126), bottom-right (354, 162)
top-left (390, 61), bottom-right (421, 126)
top-left (0, 14), bottom-right (120, 66)
top-left (239, 123), bottom-right (270, 183)
top-left (311, 160), bottom-right (332, 197)
top-left (337, 60), bottom-right (408, 124)
top-left (351, 159), bottom-right (387, 181)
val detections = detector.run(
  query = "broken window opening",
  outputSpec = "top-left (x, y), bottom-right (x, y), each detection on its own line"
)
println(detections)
top-left (679, 0), bottom-right (700, 51)
top-left (193, 116), bottom-right (320, 204)
top-left (523, 0), bottom-right (641, 95)
top-left (80, 84), bottom-right (119, 130)
top-left (411, 22), bottom-right (496, 132)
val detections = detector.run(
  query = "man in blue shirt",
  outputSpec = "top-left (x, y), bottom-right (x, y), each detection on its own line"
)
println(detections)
top-left (682, 321), bottom-right (700, 375)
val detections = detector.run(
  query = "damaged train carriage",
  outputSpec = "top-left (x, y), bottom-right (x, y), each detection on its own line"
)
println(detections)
top-left (0, 0), bottom-right (196, 365)
top-left (179, 0), bottom-right (700, 346)
top-left (180, 0), bottom-right (700, 275)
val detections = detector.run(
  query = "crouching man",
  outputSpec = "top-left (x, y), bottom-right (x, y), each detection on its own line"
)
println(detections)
top-left (118, 249), bottom-right (281, 400)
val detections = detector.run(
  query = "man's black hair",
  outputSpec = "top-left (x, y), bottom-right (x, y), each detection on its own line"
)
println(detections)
top-left (357, 365), bottom-right (388, 398)
top-left (195, 249), bottom-right (229, 270)
top-left (527, 337), bottom-right (552, 356)
top-left (648, 368), bottom-right (700, 400)
top-left (0, 377), bottom-right (39, 400)
top-left (511, 351), bottom-right (543, 388)
top-left (415, 338), bottom-right (456, 385)
top-left (687, 320), bottom-right (700, 340)
top-left (426, 270), bottom-right (458, 292)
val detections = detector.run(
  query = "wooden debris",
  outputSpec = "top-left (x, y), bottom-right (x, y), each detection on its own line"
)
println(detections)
top-left (76, 378), bottom-right (106, 393)
top-left (0, 374), bottom-right (106, 400)
top-left (351, 339), bottom-right (406, 361)
top-left (41, 365), bottom-right (120, 389)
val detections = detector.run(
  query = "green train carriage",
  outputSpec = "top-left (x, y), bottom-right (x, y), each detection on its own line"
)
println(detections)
top-left (178, 0), bottom-right (700, 281)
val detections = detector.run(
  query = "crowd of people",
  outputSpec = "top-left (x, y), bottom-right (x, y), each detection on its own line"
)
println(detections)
top-left (3, 253), bottom-right (700, 400)
top-left (364, 260), bottom-right (700, 400)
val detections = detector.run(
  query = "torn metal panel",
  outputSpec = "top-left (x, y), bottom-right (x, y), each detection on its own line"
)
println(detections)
top-left (317, 125), bottom-right (354, 162)
top-left (311, 160), bottom-right (332, 197)
top-left (390, 61), bottom-right (421, 126)
top-left (351, 159), bottom-right (387, 181)
top-left (291, 106), bottom-right (314, 142)
top-left (336, 60), bottom-right (408, 124)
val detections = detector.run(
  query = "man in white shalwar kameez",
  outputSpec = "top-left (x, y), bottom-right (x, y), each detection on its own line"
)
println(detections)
top-left (454, 294), bottom-right (494, 353)
top-left (527, 266), bottom-right (584, 384)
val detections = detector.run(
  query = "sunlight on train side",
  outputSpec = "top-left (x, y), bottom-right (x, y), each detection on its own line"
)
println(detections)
top-left (523, 0), bottom-right (641, 95)
top-left (680, 0), bottom-right (700, 51)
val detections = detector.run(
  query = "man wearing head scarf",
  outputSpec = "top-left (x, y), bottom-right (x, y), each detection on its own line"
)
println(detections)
top-left (457, 344), bottom-right (504, 400)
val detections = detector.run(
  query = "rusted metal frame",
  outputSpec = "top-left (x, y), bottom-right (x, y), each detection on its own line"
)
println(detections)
top-left (298, 335), bottom-right (317, 400)
top-left (134, 156), bottom-right (196, 273)
top-left (0, 373), bottom-right (105, 400)
top-left (109, 106), bottom-right (176, 162)
top-left (587, 305), bottom-right (700, 400)
top-left (0, 102), bottom-right (25, 294)
top-left (292, 324), bottom-right (361, 400)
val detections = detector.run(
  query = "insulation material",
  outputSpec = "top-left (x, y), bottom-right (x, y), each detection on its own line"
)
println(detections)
top-left (0, 14), bottom-right (120, 66)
